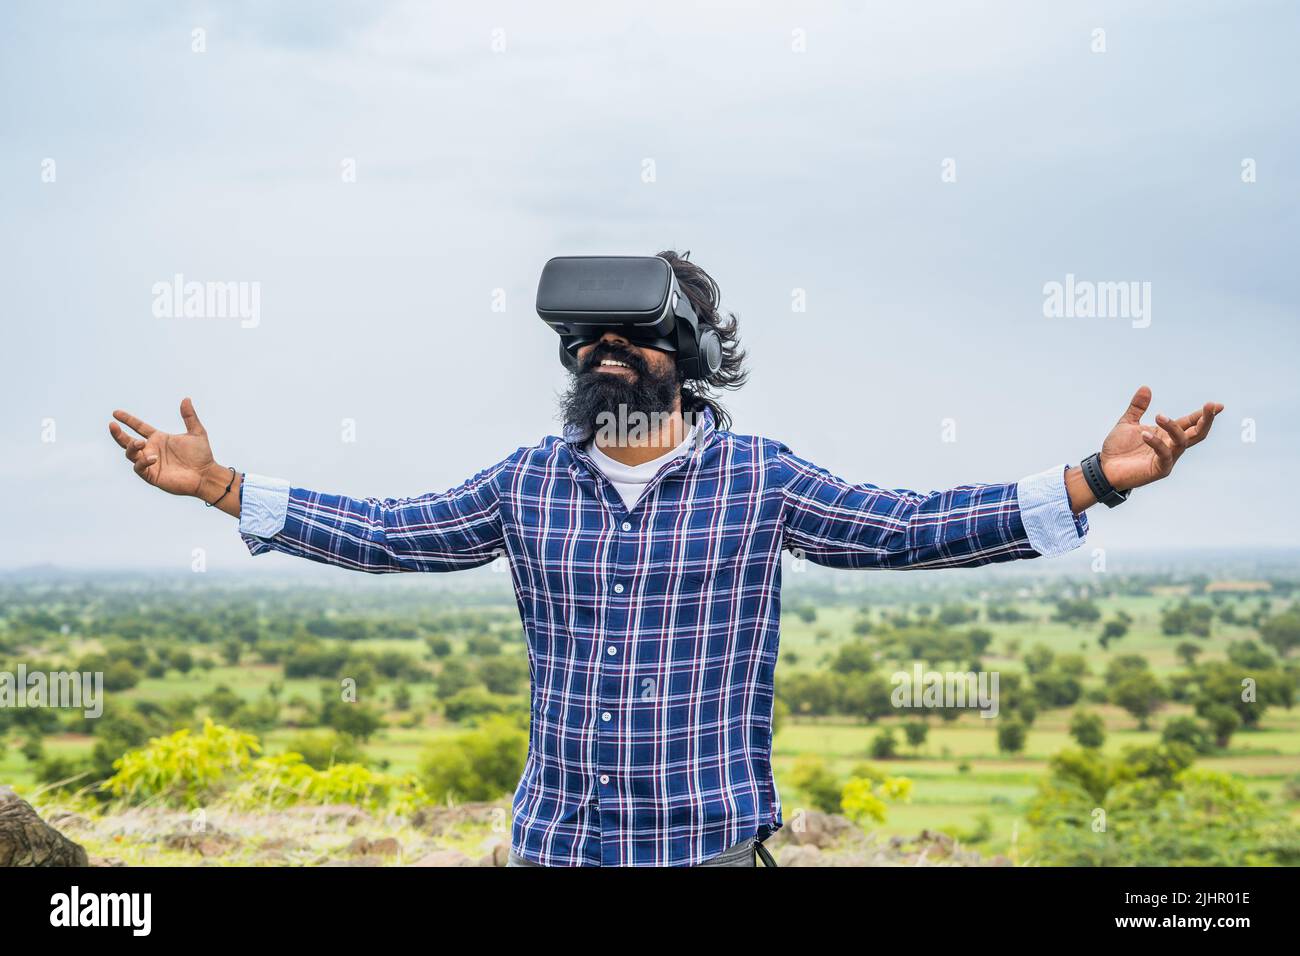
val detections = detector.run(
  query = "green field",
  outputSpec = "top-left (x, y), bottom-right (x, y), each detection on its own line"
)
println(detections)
top-left (2, 576), bottom-right (1297, 865)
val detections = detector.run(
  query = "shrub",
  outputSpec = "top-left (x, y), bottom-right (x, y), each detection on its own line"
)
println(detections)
top-left (418, 717), bottom-right (527, 803)
top-left (106, 718), bottom-right (260, 807)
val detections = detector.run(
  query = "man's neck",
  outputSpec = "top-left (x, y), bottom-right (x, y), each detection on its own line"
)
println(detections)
top-left (593, 408), bottom-right (687, 467)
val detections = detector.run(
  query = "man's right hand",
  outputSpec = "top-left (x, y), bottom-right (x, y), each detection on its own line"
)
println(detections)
top-left (108, 398), bottom-right (237, 510)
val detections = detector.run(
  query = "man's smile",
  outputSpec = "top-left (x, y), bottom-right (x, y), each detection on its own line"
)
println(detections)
top-left (596, 358), bottom-right (636, 376)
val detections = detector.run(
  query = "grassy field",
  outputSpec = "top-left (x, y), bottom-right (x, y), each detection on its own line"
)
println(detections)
top-left (3, 589), bottom-right (1295, 864)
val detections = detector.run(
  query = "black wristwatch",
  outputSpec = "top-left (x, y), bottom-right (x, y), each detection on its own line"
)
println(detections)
top-left (1080, 452), bottom-right (1130, 508)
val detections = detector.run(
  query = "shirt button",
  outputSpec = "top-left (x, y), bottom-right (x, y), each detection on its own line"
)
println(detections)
top-left (601, 711), bottom-right (612, 722)
top-left (613, 583), bottom-right (624, 594)
top-left (606, 645), bottom-right (617, 656)
top-left (621, 521), bottom-right (632, 531)
top-left (599, 774), bottom-right (610, 785)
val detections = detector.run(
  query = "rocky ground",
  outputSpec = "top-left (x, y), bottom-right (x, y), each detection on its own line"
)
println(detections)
top-left (2, 787), bottom-right (1007, 867)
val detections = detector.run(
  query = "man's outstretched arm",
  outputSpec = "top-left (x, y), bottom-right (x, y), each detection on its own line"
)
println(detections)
top-left (780, 386), bottom-right (1222, 570)
top-left (108, 398), bottom-right (508, 574)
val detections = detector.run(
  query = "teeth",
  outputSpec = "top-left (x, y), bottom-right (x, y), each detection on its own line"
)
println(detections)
top-left (600, 360), bottom-right (629, 368)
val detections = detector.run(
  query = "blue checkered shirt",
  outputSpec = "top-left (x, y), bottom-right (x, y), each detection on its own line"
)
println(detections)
top-left (238, 408), bottom-right (1084, 865)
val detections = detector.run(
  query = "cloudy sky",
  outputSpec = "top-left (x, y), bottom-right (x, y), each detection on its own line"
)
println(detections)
top-left (1, 0), bottom-right (1296, 571)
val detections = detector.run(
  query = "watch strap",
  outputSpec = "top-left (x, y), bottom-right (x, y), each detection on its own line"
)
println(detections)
top-left (1080, 452), bottom-right (1130, 508)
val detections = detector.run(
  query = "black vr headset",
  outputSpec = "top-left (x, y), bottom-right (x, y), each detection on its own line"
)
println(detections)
top-left (535, 255), bottom-right (723, 380)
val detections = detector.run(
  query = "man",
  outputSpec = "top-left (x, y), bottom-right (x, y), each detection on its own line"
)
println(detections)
top-left (109, 250), bottom-right (1223, 867)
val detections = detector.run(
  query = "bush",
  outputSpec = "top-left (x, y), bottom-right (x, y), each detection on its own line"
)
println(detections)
top-left (106, 718), bottom-right (261, 807)
top-left (418, 717), bottom-right (526, 802)
top-left (997, 718), bottom-right (1027, 755)
top-left (870, 728), bottom-right (898, 759)
top-left (788, 756), bottom-right (842, 814)
top-left (283, 729), bottom-right (366, 770)
top-left (1069, 710), bottom-right (1105, 749)
top-left (1162, 716), bottom-right (1211, 754)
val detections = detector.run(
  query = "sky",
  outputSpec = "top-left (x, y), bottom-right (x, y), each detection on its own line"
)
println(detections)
top-left (1, 0), bottom-right (1297, 572)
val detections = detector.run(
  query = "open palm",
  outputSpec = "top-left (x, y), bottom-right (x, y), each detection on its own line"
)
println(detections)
top-left (1101, 386), bottom-right (1224, 491)
top-left (108, 398), bottom-right (216, 496)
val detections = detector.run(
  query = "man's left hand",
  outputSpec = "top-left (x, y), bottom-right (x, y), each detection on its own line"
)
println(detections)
top-left (1100, 385), bottom-right (1224, 491)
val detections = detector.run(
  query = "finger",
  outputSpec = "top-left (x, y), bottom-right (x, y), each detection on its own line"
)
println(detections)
top-left (1172, 408), bottom-right (1204, 431)
top-left (179, 396), bottom-right (205, 436)
top-left (1120, 386), bottom-right (1152, 425)
top-left (112, 409), bottom-right (156, 438)
top-left (1143, 428), bottom-right (1173, 471)
top-left (1155, 413), bottom-right (1188, 453)
top-left (133, 453), bottom-right (159, 480)
top-left (1185, 402), bottom-right (1219, 446)
top-left (124, 438), bottom-right (147, 463)
top-left (108, 421), bottom-right (135, 450)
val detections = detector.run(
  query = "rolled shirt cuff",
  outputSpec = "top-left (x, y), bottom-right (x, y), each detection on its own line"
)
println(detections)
top-left (239, 473), bottom-right (290, 539)
top-left (1017, 464), bottom-right (1088, 557)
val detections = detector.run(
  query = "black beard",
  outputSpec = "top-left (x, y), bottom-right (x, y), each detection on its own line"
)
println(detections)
top-left (559, 341), bottom-right (680, 436)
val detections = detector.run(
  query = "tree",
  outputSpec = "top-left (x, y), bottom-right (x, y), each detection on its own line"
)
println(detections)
top-left (1161, 716), bottom-right (1211, 754)
top-left (102, 661), bottom-right (141, 692)
top-left (870, 728), bottom-right (898, 759)
top-left (829, 640), bottom-right (875, 675)
top-left (1052, 599), bottom-right (1101, 626)
top-left (1023, 644), bottom-right (1055, 676)
top-left (1161, 600), bottom-right (1213, 638)
top-left (478, 655), bottom-right (528, 695)
top-left (1069, 710), bottom-right (1105, 749)
top-left (318, 690), bottom-right (383, 741)
top-left (1033, 670), bottom-right (1083, 709)
top-left (1099, 617), bottom-right (1129, 649)
top-left (1110, 671), bottom-right (1167, 730)
top-left (997, 718), bottom-right (1027, 755)
top-left (1028, 744), bottom-right (1296, 866)
top-left (1201, 704), bottom-right (1242, 748)
top-left (1259, 610), bottom-right (1300, 657)
top-left (1175, 641), bottom-right (1202, 666)
top-left (903, 720), bottom-right (929, 753)
top-left (1226, 640), bottom-right (1277, 670)
top-left (434, 658), bottom-right (476, 699)
top-left (1191, 661), bottom-right (1291, 729)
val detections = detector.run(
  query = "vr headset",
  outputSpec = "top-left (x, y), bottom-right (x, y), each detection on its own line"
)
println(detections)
top-left (535, 255), bottom-right (722, 380)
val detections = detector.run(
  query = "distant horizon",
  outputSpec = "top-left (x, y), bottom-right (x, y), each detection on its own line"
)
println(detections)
top-left (5, 544), bottom-right (1300, 581)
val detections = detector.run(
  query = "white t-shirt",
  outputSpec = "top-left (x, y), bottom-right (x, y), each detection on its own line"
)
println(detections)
top-left (586, 429), bottom-right (696, 510)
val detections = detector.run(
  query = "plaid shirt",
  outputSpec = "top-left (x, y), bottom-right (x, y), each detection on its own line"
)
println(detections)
top-left (239, 408), bottom-right (1085, 866)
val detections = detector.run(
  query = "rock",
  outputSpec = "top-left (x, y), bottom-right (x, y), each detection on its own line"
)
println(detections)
top-left (410, 802), bottom-right (507, 836)
top-left (321, 855), bottom-right (386, 867)
top-left (0, 787), bottom-right (89, 867)
top-left (409, 849), bottom-right (475, 867)
top-left (770, 809), bottom-right (857, 849)
top-left (46, 811), bottom-right (92, 832)
top-left (347, 836), bottom-right (400, 857)
top-left (777, 844), bottom-right (825, 867)
top-left (260, 837), bottom-right (307, 852)
top-left (282, 804), bottom-right (371, 827)
top-left (477, 840), bottom-right (509, 867)
top-left (161, 829), bottom-right (239, 856)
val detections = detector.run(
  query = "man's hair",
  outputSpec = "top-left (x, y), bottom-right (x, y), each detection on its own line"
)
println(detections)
top-left (656, 250), bottom-right (748, 432)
